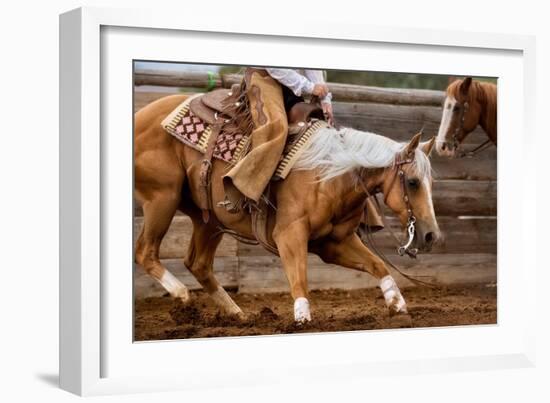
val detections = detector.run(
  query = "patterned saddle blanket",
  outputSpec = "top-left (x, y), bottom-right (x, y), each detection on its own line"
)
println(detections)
top-left (161, 94), bottom-right (329, 180)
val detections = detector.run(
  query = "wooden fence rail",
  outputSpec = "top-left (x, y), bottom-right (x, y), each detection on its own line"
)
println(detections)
top-left (134, 253), bottom-right (497, 296)
top-left (134, 92), bottom-right (496, 181)
top-left (134, 179), bottom-right (497, 218)
top-left (133, 90), bottom-right (488, 147)
top-left (134, 69), bottom-right (446, 106)
top-left (133, 215), bottom-right (496, 259)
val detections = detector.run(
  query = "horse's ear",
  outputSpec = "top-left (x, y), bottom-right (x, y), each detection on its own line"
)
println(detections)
top-left (404, 131), bottom-right (422, 157)
top-left (460, 77), bottom-right (472, 96)
top-left (420, 136), bottom-right (436, 157)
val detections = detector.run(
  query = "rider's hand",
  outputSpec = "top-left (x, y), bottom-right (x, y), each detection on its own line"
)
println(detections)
top-left (312, 83), bottom-right (329, 98)
top-left (322, 103), bottom-right (334, 126)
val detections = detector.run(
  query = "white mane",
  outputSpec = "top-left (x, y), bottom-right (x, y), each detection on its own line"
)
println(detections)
top-left (293, 126), bottom-right (432, 181)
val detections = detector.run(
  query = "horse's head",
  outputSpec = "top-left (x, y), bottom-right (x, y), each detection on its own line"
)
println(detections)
top-left (381, 132), bottom-right (442, 253)
top-left (435, 77), bottom-right (482, 157)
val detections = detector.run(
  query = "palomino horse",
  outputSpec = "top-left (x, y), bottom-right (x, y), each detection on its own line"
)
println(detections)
top-left (134, 94), bottom-right (442, 324)
top-left (435, 77), bottom-right (497, 157)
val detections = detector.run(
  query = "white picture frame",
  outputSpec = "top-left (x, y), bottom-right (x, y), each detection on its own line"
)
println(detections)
top-left (59, 6), bottom-right (537, 396)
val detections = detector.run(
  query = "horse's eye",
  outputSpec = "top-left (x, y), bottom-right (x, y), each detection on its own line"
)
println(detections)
top-left (452, 105), bottom-right (460, 112)
top-left (407, 179), bottom-right (420, 189)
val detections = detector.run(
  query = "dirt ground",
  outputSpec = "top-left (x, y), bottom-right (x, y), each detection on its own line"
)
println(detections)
top-left (134, 284), bottom-right (497, 341)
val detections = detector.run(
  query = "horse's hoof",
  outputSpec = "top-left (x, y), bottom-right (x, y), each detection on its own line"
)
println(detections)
top-left (294, 297), bottom-right (312, 324)
top-left (234, 311), bottom-right (248, 322)
top-left (387, 312), bottom-right (413, 328)
top-left (170, 285), bottom-right (191, 304)
top-left (294, 317), bottom-right (312, 326)
top-left (177, 291), bottom-right (191, 305)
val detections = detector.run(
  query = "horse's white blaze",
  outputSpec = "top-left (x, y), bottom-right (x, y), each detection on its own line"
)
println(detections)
top-left (159, 271), bottom-right (190, 301)
top-left (210, 286), bottom-right (243, 316)
top-left (379, 275), bottom-right (407, 313)
top-left (423, 177), bottom-right (439, 232)
top-left (294, 297), bottom-right (312, 323)
top-left (436, 96), bottom-right (457, 155)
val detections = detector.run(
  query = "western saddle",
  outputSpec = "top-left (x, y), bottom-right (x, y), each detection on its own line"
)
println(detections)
top-left (190, 86), bottom-right (324, 132)
top-left (189, 83), bottom-right (326, 224)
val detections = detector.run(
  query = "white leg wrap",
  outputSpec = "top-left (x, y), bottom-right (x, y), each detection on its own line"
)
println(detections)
top-left (379, 275), bottom-right (407, 313)
top-left (210, 286), bottom-right (243, 316)
top-left (294, 297), bottom-right (312, 323)
top-left (159, 271), bottom-right (190, 301)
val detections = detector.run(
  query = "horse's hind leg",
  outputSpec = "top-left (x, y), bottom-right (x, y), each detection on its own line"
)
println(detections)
top-left (135, 193), bottom-right (190, 303)
top-left (184, 216), bottom-right (244, 318)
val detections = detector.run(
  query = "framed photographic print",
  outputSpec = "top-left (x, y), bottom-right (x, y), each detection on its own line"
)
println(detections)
top-left (60, 6), bottom-right (537, 396)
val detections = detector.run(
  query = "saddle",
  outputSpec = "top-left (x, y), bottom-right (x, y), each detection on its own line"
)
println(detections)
top-left (189, 85), bottom-right (241, 124)
top-left (188, 85), bottom-right (325, 223)
top-left (190, 86), bottom-right (324, 128)
top-left (188, 85), bottom-right (249, 223)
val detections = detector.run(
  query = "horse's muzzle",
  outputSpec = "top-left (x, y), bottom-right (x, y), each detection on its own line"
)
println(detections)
top-left (435, 140), bottom-right (457, 158)
top-left (415, 228), bottom-right (443, 252)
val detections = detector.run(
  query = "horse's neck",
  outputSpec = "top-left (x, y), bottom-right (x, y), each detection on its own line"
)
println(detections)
top-left (340, 168), bottom-right (385, 207)
top-left (478, 83), bottom-right (498, 143)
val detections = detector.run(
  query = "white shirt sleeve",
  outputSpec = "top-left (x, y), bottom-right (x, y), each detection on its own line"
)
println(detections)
top-left (265, 68), bottom-right (333, 105)
top-left (265, 68), bottom-right (315, 97)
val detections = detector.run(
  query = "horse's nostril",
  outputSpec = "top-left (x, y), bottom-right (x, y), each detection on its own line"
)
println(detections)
top-left (441, 143), bottom-right (446, 150)
top-left (425, 232), bottom-right (434, 244)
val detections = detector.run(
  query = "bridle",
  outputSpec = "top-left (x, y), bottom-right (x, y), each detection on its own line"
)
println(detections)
top-left (359, 152), bottom-right (418, 259)
top-left (450, 100), bottom-right (493, 159)
top-left (381, 154), bottom-right (419, 258)
top-left (358, 152), bottom-right (441, 288)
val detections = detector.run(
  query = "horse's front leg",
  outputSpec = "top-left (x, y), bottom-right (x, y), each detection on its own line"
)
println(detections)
top-left (313, 233), bottom-right (410, 322)
top-left (273, 218), bottom-right (311, 324)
